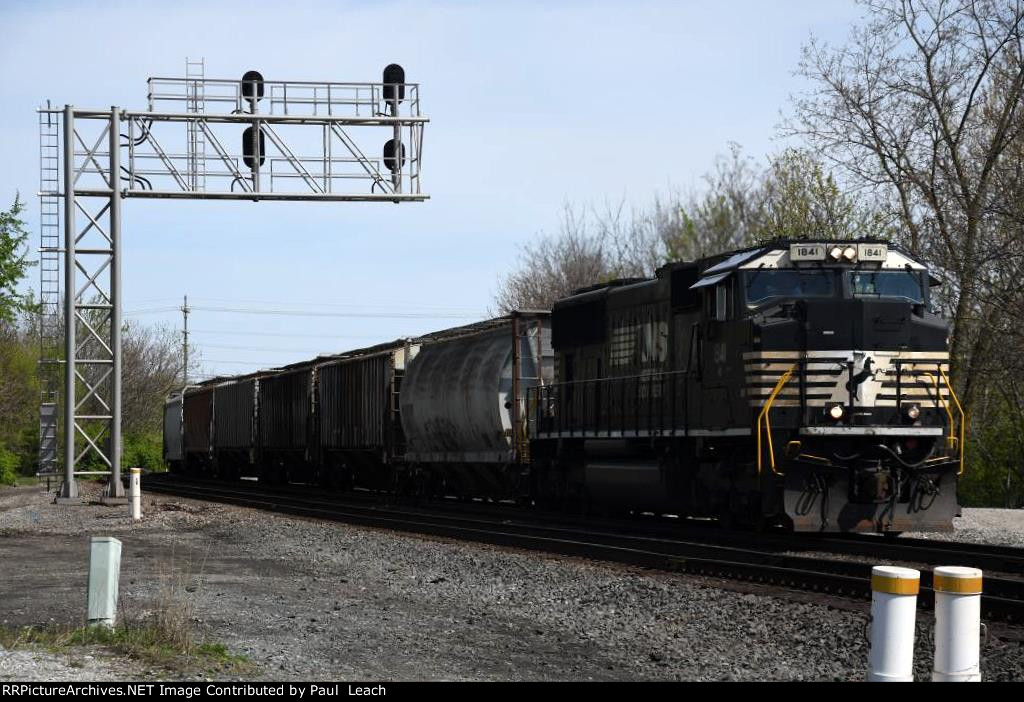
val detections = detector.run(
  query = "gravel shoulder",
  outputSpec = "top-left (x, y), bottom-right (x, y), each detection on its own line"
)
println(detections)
top-left (1, 481), bottom-right (1021, 681)
top-left (904, 507), bottom-right (1024, 547)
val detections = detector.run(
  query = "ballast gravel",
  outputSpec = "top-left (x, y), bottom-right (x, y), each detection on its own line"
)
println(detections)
top-left (904, 507), bottom-right (1024, 547)
top-left (0, 481), bottom-right (1021, 681)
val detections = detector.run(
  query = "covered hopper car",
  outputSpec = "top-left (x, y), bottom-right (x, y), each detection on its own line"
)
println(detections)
top-left (164, 313), bottom-right (552, 495)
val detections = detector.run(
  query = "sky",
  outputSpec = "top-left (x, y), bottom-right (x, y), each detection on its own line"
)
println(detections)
top-left (0, 0), bottom-right (864, 380)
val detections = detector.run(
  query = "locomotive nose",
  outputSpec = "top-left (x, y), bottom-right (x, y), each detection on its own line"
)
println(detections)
top-left (800, 299), bottom-right (917, 350)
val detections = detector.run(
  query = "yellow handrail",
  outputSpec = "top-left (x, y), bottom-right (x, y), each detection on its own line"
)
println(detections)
top-left (921, 372), bottom-right (955, 436)
top-left (920, 369), bottom-right (965, 475)
top-left (938, 366), bottom-right (966, 475)
top-left (756, 364), bottom-right (796, 475)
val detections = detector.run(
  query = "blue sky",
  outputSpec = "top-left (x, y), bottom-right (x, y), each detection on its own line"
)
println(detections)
top-left (0, 0), bottom-right (863, 379)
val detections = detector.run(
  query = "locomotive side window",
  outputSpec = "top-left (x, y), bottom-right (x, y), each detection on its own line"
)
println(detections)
top-left (715, 284), bottom-right (729, 321)
top-left (849, 270), bottom-right (924, 303)
top-left (745, 270), bottom-right (834, 305)
top-left (705, 282), bottom-right (734, 321)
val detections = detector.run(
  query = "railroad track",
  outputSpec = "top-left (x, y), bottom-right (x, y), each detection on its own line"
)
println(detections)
top-left (143, 473), bottom-right (1024, 624)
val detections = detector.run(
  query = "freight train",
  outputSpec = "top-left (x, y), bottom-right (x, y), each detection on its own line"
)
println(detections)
top-left (164, 239), bottom-right (965, 533)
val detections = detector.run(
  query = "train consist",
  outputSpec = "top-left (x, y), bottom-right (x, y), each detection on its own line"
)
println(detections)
top-left (164, 239), bottom-right (965, 533)
top-left (165, 314), bottom-right (553, 499)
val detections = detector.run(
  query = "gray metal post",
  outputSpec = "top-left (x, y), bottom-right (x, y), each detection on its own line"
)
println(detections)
top-left (393, 113), bottom-right (401, 194)
top-left (104, 106), bottom-right (125, 500)
top-left (182, 295), bottom-right (189, 386)
top-left (57, 105), bottom-right (79, 502)
top-left (390, 93), bottom-right (401, 194)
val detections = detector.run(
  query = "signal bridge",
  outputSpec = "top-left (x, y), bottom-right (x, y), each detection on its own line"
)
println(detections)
top-left (37, 63), bottom-right (428, 503)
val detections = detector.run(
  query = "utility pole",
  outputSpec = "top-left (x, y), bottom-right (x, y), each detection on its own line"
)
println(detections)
top-left (182, 295), bottom-right (190, 386)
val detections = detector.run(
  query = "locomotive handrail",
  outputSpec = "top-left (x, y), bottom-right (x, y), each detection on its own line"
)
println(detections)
top-left (527, 370), bottom-right (690, 438)
top-left (938, 366), bottom-right (966, 475)
top-left (756, 363), bottom-right (797, 476)
top-left (919, 371), bottom-right (955, 434)
top-left (919, 368), bottom-right (965, 475)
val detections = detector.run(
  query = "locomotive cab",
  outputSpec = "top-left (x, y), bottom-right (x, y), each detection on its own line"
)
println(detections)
top-left (731, 243), bottom-right (959, 531)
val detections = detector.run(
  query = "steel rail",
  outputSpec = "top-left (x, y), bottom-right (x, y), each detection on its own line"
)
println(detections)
top-left (143, 474), bottom-right (1024, 624)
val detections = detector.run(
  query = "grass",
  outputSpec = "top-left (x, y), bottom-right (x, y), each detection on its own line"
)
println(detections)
top-left (0, 623), bottom-right (250, 675)
top-left (0, 547), bottom-right (250, 676)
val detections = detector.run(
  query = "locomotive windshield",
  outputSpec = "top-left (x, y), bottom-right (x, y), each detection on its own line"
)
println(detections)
top-left (849, 270), bottom-right (924, 303)
top-left (745, 270), bottom-right (835, 305)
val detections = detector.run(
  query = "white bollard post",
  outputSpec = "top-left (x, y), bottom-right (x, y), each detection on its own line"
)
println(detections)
top-left (868, 565), bottom-right (920, 682)
top-left (129, 467), bottom-right (142, 520)
top-left (87, 536), bottom-right (122, 629)
top-left (932, 566), bottom-right (983, 682)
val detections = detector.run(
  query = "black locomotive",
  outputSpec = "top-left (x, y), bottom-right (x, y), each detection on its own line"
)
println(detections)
top-left (164, 239), bottom-right (964, 533)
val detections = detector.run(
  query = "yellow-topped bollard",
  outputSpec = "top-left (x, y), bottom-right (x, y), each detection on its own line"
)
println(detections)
top-left (932, 566), bottom-right (983, 682)
top-left (868, 565), bottom-right (920, 682)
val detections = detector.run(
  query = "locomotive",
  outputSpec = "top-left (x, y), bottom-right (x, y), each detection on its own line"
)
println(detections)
top-left (164, 238), bottom-right (964, 533)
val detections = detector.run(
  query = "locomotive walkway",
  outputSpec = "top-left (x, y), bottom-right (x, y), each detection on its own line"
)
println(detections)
top-left (144, 474), bottom-right (1024, 626)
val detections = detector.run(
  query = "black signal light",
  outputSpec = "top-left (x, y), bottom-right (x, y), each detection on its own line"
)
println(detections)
top-left (383, 139), bottom-right (405, 173)
top-left (241, 70), bottom-right (264, 109)
top-left (383, 63), bottom-right (405, 104)
top-left (242, 126), bottom-right (265, 170)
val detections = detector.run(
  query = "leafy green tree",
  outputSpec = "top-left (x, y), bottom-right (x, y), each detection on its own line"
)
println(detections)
top-left (0, 196), bottom-right (34, 323)
top-left (756, 149), bottom-right (892, 243)
top-left (0, 317), bottom-right (38, 482)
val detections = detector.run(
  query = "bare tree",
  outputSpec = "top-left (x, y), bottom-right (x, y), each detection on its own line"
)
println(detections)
top-left (494, 144), bottom-right (885, 313)
top-left (790, 0), bottom-right (1024, 404)
top-left (494, 204), bottom-right (622, 313)
top-left (121, 321), bottom-right (186, 436)
top-left (673, 144), bottom-right (767, 257)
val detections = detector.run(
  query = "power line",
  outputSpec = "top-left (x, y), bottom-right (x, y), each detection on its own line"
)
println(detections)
top-left (200, 358), bottom-right (287, 366)
top-left (188, 296), bottom-right (483, 313)
top-left (188, 305), bottom-right (482, 319)
top-left (198, 342), bottom-right (334, 354)
top-left (125, 306), bottom-right (180, 315)
top-left (125, 305), bottom-right (482, 320)
top-left (188, 328), bottom-right (390, 340)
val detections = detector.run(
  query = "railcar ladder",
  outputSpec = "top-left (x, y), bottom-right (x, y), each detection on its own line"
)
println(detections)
top-left (514, 318), bottom-right (544, 462)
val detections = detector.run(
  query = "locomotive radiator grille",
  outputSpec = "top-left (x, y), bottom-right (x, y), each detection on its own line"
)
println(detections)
top-left (742, 350), bottom-right (950, 408)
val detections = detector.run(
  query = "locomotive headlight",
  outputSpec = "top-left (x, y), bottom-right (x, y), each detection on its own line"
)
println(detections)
top-left (829, 246), bottom-right (843, 261)
top-left (828, 404), bottom-right (845, 421)
top-left (842, 246), bottom-right (857, 261)
top-left (904, 403), bottom-right (921, 420)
